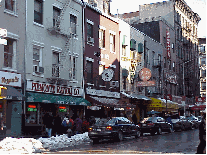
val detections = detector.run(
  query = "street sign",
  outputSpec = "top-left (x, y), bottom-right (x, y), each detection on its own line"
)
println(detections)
top-left (0, 28), bottom-right (7, 37)
top-left (0, 38), bottom-right (7, 45)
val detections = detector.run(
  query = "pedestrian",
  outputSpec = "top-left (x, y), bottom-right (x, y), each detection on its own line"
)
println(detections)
top-left (166, 115), bottom-right (173, 131)
top-left (74, 116), bottom-right (82, 134)
top-left (89, 116), bottom-right (96, 126)
top-left (132, 113), bottom-right (137, 125)
top-left (82, 118), bottom-right (89, 133)
top-left (197, 113), bottom-right (206, 154)
top-left (53, 113), bottom-right (62, 136)
top-left (43, 113), bottom-right (54, 138)
top-left (62, 115), bottom-right (70, 134)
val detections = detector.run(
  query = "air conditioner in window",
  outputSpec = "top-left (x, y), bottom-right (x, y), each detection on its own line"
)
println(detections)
top-left (33, 66), bottom-right (44, 74)
top-left (110, 81), bottom-right (119, 87)
top-left (87, 36), bottom-right (94, 44)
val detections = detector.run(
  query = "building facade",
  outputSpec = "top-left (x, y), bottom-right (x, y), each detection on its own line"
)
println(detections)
top-left (0, 0), bottom-right (26, 137)
top-left (84, 2), bottom-right (121, 118)
top-left (23, 0), bottom-right (89, 136)
top-left (198, 38), bottom-right (206, 98)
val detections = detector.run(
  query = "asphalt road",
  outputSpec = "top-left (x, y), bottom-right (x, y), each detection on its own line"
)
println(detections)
top-left (44, 128), bottom-right (200, 154)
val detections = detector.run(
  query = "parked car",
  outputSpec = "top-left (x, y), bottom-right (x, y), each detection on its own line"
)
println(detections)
top-left (88, 117), bottom-right (141, 143)
top-left (171, 115), bottom-right (193, 131)
top-left (186, 115), bottom-right (200, 129)
top-left (140, 117), bottom-right (173, 136)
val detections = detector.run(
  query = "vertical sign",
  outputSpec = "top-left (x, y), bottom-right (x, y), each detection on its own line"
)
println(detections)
top-left (166, 27), bottom-right (170, 59)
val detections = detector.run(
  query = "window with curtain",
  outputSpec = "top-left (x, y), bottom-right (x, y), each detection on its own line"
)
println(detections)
top-left (5, 0), bottom-right (14, 11)
top-left (110, 34), bottom-right (115, 53)
top-left (53, 6), bottom-right (61, 27)
top-left (52, 52), bottom-right (59, 77)
top-left (99, 29), bottom-right (105, 48)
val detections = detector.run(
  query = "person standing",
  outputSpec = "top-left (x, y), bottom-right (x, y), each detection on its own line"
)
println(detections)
top-left (197, 113), bottom-right (206, 154)
top-left (53, 113), bottom-right (62, 136)
top-left (74, 116), bottom-right (82, 134)
top-left (43, 113), bottom-right (54, 137)
top-left (132, 113), bottom-right (137, 125)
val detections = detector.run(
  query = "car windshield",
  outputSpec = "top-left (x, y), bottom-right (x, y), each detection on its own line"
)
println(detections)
top-left (106, 118), bottom-right (117, 124)
top-left (141, 117), bottom-right (153, 123)
top-left (171, 115), bottom-right (180, 119)
top-left (95, 118), bottom-right (110, 125)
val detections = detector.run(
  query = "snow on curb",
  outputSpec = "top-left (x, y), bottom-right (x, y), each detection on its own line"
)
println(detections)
top-left (0, 132), bottom-right (90, 154)
top-left (0, 137), bottom-right (46, 154)
top-left (38, 132), bottom-right (90, 151)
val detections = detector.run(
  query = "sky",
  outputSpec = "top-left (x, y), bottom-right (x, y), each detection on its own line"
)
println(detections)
top-left (110, 0), bottom-right (206, 38)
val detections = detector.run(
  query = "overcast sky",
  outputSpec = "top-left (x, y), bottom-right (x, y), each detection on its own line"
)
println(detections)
top-left (110, 0), bottom-right (206, 38)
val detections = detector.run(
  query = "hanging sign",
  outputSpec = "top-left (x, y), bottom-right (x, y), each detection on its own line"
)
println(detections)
top-left (166, 27), bottom-right (171, 59)
top-left (137, 68), bottom-right (156, 87)
top-left (27, 105), bottom-right (37, 112)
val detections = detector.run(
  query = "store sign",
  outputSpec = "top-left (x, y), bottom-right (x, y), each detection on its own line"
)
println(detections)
top-left (137, 81), bottom-right (156, 87)
top-left (137, 68), bottom-right (155, 87)
top-left (195, 96), bottom-right (206, 103)
top-left (86, 88), bottom-right (120, 98)
top-left (0, 71), bottom-right (21, 87)
top-left (26, 80), bottom-right (83, 96)
top-left (165, 73), bottom-right (177, 84)
top-left (166, 27), bottom-right (171, 59)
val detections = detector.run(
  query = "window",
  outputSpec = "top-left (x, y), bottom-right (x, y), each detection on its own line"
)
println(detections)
top-left (70, 14), bottom-right (77, 34)
top-left (99, 65), bottom-right (105, 75)
top-left (201, 82), bottom-right (206, 90)
top-left (69, 56), bottom-right (76, 80)
top-left (99, 29), bottom-right (105, 48)
top-left (87, 23), bottom-right (93, 38)
top-left (87, 61), bottom-right (93, 83)
top-left (152, 51), bottom-right (155, 66)
top-left (177, 28), bottom-right (179, 40)
top-left (33, 44), bottom-right (43, 74)
top-left (168, 60), bottom-right (171, 70)
top-left (164, 57), bottom-right (166, 68)
top-left (110, 34), bottom-right (115, 53)
top-left (173, 62), bottom-right (175, 72)
top-left (34, 0), bottom-right (43, 25)
top-left (26, 103), bottom-right (39, 125)
top-left (53, 6), bottom-right (61, 27)
top-left (52, 52), bottom-right (59, 77)
top-left (4, 38), bottom-right (15, 68)
top-left (5, 0), bottom-right (15, 12)
top-left (122, 46), bottom-right (126, 56)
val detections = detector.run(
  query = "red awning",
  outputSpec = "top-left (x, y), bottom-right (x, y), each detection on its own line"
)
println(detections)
top-left (191, 105), bottom-right (206, 111)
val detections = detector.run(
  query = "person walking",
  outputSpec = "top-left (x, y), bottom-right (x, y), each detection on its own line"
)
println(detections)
top-left (74, 116), bottom-right (82, 134)
top-left (43, 113), bottom-right (54, 138)
top-left (197, 113), bottom-right (206, 154)
top-left (53, 113), bottom-right (62, 136)
top-left (82, 118), bottom-right (89, 133)
top-left (62, 115), bottom-right (70, 134)
top-left (132, 113), bottom-right (137, 125)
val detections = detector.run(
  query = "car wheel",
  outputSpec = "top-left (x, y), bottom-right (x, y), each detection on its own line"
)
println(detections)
top-left (116, 131), bottom-right (123, 141)
top-left (157, 127), bottom-right (162, 135)
top-left (181, 125), bottom-right (185, 131)
top-left (135, 130), bottom-right (141, 138)
top-left (140, 132), bottom-right (143, 136)
top-left (92, 138), bottom-right (99, 144)
top-left (168, 127), bottom-right (173, 133)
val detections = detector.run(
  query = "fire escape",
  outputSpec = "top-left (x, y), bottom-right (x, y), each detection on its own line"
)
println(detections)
top-left (47, 0), bottom-right (76, 85)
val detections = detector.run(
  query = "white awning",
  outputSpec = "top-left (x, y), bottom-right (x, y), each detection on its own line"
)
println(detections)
top-left (121, 92), bottom-right (151, 101)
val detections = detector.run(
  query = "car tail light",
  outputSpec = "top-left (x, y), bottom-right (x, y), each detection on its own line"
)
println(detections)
top-left (88, 127), bottom-right (92, 132)
top-left (147, 123), bottom-right (154, 126)
top-left (138, 124), bottom-right (141, 127)
top-left (106, 126), bottom-right (112, 131)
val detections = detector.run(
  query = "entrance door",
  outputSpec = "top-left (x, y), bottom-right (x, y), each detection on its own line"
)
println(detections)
top-left (10, 102), bottom-right (22, 136)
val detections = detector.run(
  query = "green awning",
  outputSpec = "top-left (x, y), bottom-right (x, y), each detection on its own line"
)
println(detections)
top-left (26, 92), bottom-right (91, 106)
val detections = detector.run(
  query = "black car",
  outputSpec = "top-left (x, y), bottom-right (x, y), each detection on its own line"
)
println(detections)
top-left (140, 117), bottom-right (173, 136)
top-left (186, 116), bottom-right (200, 129)
top-left (88, 117), bottom-right (141, 143)
top-left (171, 116), bottom-right (193, 131)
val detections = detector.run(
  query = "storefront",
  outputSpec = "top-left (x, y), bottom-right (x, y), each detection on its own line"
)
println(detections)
top-left (147, 98), bottom-right (166, 113)
top-left (0, 71), bottom-right (24, 137)
top-left (24, 80), bottom-right (91, 136)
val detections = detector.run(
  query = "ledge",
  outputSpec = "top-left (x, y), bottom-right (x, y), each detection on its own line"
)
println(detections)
top-left (4, 9), bottom-right (18, 17)
top-left (33, 22), bottom-right (44, 28)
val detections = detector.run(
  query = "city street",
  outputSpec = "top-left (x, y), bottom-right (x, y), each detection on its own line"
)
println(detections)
top-left (44, 129), bottom-right (200, 154)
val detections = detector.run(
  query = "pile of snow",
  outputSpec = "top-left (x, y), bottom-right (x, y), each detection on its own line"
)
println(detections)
top-left (0, 132), bottom-right (90, 154)
top-left (38, 132), bottom-right (90, 151)
top-left (0, 137), bottom-right (46, 154)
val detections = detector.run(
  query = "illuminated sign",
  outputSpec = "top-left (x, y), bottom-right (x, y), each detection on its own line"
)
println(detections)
top-left (27, 105), bottom-right (37, 112)
top-left (26, 80), bottom-right (83, 96)
top-left (166, 27), bottom-right (171, 59)
top-left (59, 106), bottom-right (67, 112)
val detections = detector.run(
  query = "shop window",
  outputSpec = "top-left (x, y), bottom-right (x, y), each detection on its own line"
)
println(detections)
top-left (26, 104), bottom-right (38, 124)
